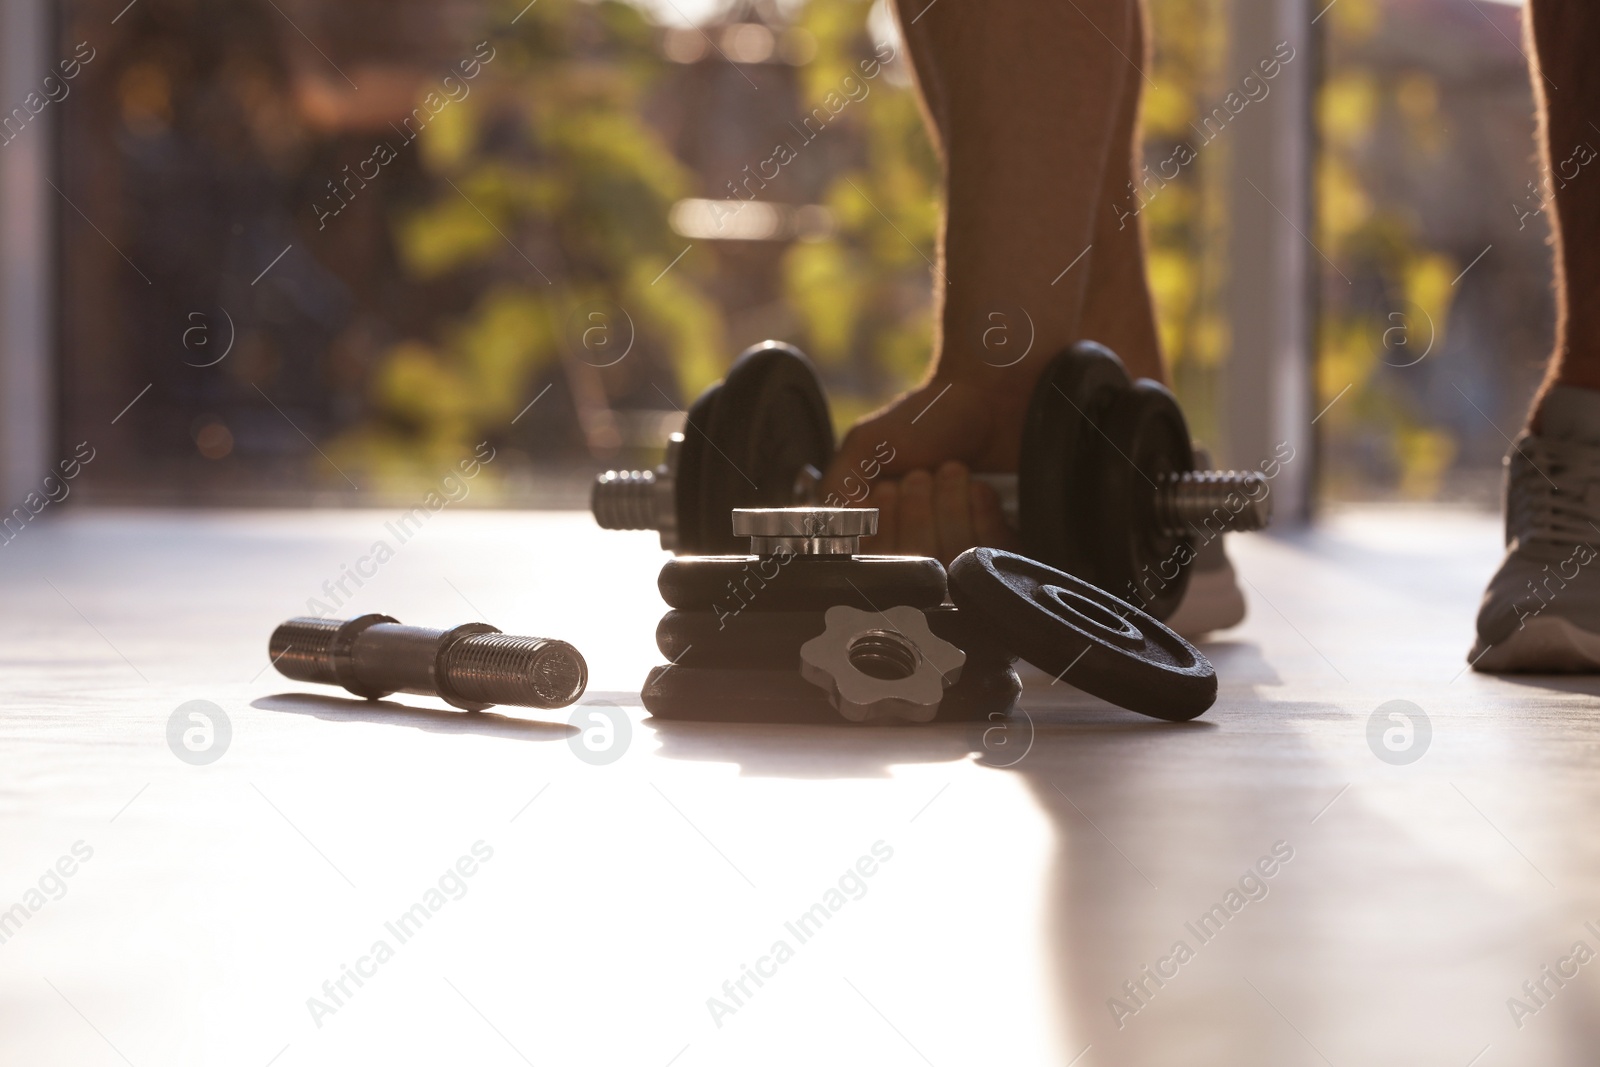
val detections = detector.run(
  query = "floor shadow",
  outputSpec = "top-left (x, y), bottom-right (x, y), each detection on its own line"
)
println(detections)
top-left (647, 681), bottom-right (1223, 778)
top-left (645, 650), bottom-right (1349, 1063)
top-left (579, 690), bottom-right (655, 707)
top-left (253, 692), bottom-right (579, 742)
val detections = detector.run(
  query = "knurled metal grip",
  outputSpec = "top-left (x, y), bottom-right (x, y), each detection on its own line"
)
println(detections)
top-left (269, 615), bottom-right (588, 711)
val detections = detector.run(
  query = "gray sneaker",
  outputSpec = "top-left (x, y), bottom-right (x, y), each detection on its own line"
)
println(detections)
top-left (1165, 527), bottom-right (1247, 637)
top-left (1471, 385), bottom-right (1600, 672)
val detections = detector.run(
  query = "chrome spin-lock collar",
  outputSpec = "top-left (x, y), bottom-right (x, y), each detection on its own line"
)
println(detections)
top-left (731, 507), bottom-right (877, 558)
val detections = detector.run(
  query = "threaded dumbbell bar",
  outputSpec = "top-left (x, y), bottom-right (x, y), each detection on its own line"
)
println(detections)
top-left (270, 615), bottom-right (588, 711)
top-left (592, 457), bottom-right (1269, 543)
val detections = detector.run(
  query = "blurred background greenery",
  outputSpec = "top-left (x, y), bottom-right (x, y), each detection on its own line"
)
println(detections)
top-left (59, 0), bottom-right (1546, 508)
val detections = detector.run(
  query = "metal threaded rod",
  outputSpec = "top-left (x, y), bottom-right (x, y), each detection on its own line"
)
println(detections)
top-left (1153, 470), bottom-right (1272, 537)
top-left (270, 617), bottom-right (344, 687)
top-left (591, 436), bottom-right (681, 549)
top-left (445, 632), bottom-right (589, 709)
top-left (269, 614), bottom-right (588, 712)
top-left (591, 469), bottom-right (664, 530)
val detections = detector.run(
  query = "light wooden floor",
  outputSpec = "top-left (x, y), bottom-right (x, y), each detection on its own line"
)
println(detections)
top-left (3, 506), bottom-right (1597, 1067)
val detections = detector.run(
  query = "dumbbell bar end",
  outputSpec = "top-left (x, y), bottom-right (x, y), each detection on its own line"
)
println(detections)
top-left (1155, 469), bottom-right (1272, 537)
top-left (591, 435), bottom-right (682, 550)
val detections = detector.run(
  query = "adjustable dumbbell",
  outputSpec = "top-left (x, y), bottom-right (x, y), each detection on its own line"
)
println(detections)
top-left (592, 340), bottom-right (1270, 619)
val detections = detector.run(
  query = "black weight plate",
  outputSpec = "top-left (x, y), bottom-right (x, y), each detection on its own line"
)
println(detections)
top-left (673, 383), bottom-right (721, 554)
top-left (1097, 381), bottom-right (1195, 620)
top-left (641, 662), bottom-right (1022, 724)
top-left (693, 342), bottom-right (836, 555)
top-left (1018, 341), bottom-right (1131, 586)
top-left (658, 555), bottom-right (948, 612)
top-left (948, 547), bottom-right (1215, 720)
top-left (656, 606), bottom-right (1017, 670)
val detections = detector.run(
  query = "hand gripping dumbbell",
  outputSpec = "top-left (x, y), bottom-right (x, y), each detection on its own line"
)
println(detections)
top-left (643, 507), bottom-right (1217, 724)
top-left (593, 340), bottom-right (1270, 619)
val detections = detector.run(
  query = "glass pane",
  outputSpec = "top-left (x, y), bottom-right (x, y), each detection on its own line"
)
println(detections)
top-left (58, 0), bottom-right (1251, 504)
top-left (1315, 0), bottom-right (1542, 505)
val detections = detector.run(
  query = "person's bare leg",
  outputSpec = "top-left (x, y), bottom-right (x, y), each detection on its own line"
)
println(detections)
top-left (1526, 0), bottom-right (1600, 423)
top-left (903, 0), bottom-right (1137, 414)
top-left (825, 0), bottom-right (1151, 560)
top-left (1078, 0), bottom-right (1163, 382)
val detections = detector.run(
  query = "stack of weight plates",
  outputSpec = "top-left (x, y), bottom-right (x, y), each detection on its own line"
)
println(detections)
top-left (640, 546), bottom-right (1219, 725)
top-left (642, 551), bottom-right (1021, 724)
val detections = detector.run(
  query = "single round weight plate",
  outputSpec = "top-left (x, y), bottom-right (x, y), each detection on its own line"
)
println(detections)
top-left (673, 383), bottom-right (721, 554)
top-left (658, 555), bottom-right (948, 612)
top-left (948, 547), bottom-right (1215, 721)
top-left (657, 606), bottom-right (1017, 670)
top-left (641, 662), bottom-right (1021, 724)
top-left (1097, 381), bottom-right (1195, 620)
top-left (692, 342), bottom-right (835, 555)
top-left (1017, 341), bottom-right (1132, 586)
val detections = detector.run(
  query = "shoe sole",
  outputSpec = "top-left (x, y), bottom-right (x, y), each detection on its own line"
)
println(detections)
top-left (1471, 615), bottom-right (1600, 673)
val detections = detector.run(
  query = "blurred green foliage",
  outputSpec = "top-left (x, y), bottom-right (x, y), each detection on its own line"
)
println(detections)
top-left (329, 0), bottom-right (727, 487)
top-left (1141, 0), bottom-right (1232, 449)
top-left (1315, 0), bottom-right (1459, 498)
top-left (780, 0), bottom-right (940, 433)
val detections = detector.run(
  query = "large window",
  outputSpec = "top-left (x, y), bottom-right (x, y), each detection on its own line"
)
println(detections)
top-left (48, 0), bottom-right (1534, 508)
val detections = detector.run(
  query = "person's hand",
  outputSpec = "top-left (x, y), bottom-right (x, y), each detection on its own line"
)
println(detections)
top-left (819, 376), bottom-right (1026, 563)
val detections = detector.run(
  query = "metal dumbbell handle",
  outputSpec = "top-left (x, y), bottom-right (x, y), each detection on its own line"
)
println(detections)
top-left (270, 615), bottom-right (588, 711)
top-left (971, 470), bottom-right (1272, 537)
